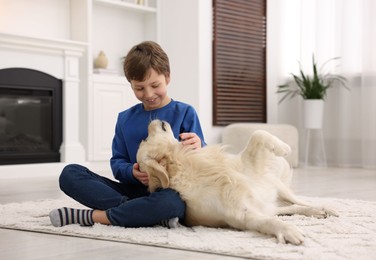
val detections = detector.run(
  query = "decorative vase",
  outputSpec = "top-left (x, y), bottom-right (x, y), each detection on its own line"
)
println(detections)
top-left (94, 51), bottom-right (108, 69)
top-left (303, 99), bottom-right (324, 129)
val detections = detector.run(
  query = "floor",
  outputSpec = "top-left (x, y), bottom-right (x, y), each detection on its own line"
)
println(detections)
top-left (0, 167), bottom-right (375, 259)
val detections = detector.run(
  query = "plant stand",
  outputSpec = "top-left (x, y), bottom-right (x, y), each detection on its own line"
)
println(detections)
top-left (304, 128), bottom-right (327, 168)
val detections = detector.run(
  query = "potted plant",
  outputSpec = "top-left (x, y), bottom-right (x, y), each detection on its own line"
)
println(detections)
top-left (277, 55), bottom-right (348, 129)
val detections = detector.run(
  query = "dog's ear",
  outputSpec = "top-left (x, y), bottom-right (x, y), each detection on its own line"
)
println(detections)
top-left (142, 158), bottom-right (170, 192)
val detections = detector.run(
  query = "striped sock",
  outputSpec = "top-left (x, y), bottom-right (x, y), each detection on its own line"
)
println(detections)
top-left (49, 207), bottom-right (94, 227)
top-left (158, 217), bottom-right (179, 229)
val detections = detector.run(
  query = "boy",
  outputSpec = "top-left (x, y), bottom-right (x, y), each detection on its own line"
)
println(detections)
top-left (49, 41), bottom-right (206, 228)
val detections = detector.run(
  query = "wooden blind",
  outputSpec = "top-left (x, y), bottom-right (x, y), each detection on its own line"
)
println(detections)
top-left (213, 0), bottom-right (267, 126)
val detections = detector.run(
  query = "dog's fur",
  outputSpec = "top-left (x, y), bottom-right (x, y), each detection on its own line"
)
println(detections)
top-left (137, 120), bottom-right (338, 245)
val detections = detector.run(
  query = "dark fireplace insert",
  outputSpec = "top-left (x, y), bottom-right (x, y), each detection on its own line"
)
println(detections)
top-left (0, 68), bottom-right (63, 165)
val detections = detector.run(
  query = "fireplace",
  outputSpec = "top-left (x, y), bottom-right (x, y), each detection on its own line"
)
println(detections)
top-left (0, 68), bottom-right (63, 165)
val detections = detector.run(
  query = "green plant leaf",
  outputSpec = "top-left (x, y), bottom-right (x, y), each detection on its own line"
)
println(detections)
top-left (276, 55), bottom-right (349, 104)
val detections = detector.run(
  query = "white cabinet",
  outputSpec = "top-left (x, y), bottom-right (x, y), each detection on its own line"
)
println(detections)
top-left (90, 75), bottom-right (139, 161)
top-left (0, 0), bottom-right (158, 162)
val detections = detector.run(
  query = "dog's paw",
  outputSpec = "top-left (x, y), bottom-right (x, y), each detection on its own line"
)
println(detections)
top-left (252, 130), bottom-right (291, 157)
top-left (318, 207), bottom-right (339, 218)
top-left (272, 141), bottom-right (291, 157)
top-left (275, 223), bottom-right (304, 245)
top-left (305, 207), bottom-right (339, 218)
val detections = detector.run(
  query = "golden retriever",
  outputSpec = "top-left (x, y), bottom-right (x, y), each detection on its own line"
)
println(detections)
top-left (136, 120), bottom-right (338, 245)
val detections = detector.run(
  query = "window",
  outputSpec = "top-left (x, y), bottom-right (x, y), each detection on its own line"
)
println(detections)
top-left (213, 0), bottom-right (266, 126)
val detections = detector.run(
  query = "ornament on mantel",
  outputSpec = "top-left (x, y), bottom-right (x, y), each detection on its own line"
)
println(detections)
top-left (94, 51), bottom-right (108, 69)
top-left (135, 0), bottom-right (145, 5)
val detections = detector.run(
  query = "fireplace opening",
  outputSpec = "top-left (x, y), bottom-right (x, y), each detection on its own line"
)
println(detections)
top-left (0, 68), bottom-right (63, 165)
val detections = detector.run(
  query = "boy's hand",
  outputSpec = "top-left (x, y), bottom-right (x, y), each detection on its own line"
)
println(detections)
top-left (133, 163), bottom-right (149, 186)
top-left (180, 132), bottom-right (202, 149)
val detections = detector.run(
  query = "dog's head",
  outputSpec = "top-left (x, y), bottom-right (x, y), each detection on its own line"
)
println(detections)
top-left (136, 120), bottom-right (179, 192)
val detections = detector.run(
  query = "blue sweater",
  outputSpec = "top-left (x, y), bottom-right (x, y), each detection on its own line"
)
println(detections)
top-left (110, 100), bottom-right (206, 185)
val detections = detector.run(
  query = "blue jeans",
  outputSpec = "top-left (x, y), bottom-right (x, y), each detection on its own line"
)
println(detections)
top-left (59, 164), bottom-right (186, 227)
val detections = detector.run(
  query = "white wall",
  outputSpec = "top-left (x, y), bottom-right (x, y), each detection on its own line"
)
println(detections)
top-left (0, 0), bottom-right (71, 40)
top-left (159, 0), bottom-right (222, 145)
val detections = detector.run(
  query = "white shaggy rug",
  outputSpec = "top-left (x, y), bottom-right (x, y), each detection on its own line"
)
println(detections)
top-left (1, 196), bottom-right (376, 260)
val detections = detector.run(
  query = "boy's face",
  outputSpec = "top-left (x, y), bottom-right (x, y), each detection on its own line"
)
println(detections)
top-left (131, 69), bottom-right (170, 111)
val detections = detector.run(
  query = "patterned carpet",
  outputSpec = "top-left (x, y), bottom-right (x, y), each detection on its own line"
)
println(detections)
top-left (1, 196), bottom-right (375, 260)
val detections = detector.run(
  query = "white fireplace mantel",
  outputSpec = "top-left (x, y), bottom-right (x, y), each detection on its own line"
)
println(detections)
top-left (0, 33), bottom-right (86, 58)
top-left (0, 32), bottom-right (87, 164)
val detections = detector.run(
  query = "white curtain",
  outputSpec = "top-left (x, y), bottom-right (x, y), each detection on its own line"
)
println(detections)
top-left (275, 0), bottom-right (376, 168)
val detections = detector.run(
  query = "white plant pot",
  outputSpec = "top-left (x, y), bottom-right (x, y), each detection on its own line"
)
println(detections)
top-left (304, 99), bottom-right (324, 129)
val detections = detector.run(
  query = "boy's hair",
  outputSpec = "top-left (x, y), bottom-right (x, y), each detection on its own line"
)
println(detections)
top-left (123, 41), bottom-right (170, 82)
